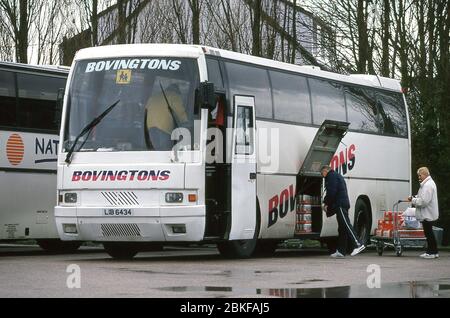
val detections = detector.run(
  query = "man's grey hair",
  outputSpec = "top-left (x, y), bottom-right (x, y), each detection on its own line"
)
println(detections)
top-left (320, 165), bottom-right (331, 172)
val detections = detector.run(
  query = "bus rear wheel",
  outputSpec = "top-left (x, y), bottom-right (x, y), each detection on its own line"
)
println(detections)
top-left (103, 242), bottom-right (139, 260)
top-left (37, 239), bottom-right (82, 253)
top-left (253, 240), bottom-right (279, 257)
top-left (354, 199), bottom-right (372, 245)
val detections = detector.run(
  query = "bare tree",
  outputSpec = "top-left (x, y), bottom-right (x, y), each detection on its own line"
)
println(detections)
top-left (0, 0), bottom-right (37, 63)
top-left (34, 1), bottom-right (64, 64)
top-left (379, 0), bottom-right (390, 76)
top-left (188, 0), bottom-right (202, 44)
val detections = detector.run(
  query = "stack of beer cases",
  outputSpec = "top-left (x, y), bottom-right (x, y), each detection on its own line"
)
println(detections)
top-left (374, 211), bottom-right (424, 238)
top-left (295, 195), bottom-right (320, 234)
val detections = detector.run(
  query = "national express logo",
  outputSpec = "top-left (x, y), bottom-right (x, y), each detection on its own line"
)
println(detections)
top-left (6, 134), bottom-right (25, 166)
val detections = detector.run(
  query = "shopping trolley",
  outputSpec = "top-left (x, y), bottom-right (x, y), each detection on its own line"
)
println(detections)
top-left (370, 200), bottom-right (427, 256)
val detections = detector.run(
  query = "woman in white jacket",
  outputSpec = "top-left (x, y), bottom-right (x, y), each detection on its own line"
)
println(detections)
top-left (408, 167), bottom-right (439, 259)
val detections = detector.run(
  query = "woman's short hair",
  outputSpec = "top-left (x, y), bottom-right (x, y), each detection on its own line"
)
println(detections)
top-left (417, 167), bottom-right (430, 176)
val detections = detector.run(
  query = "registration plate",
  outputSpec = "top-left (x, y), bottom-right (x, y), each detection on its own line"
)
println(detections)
top-left (103, 208), bottom-right (133, 216)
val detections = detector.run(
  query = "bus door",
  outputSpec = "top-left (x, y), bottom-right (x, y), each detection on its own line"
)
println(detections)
top-left (229, 95), bottom-right (256, 240)
top-left (296, 120), bottom-right (349, 235)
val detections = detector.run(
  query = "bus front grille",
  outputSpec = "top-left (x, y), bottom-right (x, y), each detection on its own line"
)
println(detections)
top-left (101, 191), bottom-right (139, 206)
top-left (100, 224), bottom-right (142, 237)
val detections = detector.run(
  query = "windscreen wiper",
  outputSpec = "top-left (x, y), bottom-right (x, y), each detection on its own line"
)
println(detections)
top-left (159, 82), bottom-right (180, 129)
top-left (65, 100), bottom-right (120, 165)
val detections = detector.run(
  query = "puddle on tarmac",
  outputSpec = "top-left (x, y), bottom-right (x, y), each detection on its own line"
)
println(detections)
top-left (157, 280), bottom-right (450, 298)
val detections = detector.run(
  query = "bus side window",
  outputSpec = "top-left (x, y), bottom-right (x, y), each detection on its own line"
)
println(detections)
top-left (235, 105), bottom-right (254, 155)
top-left (206, 58), bottom-right (224, 89)
top-left (377, 92), bottom-right (407, 137)
top-left (345, 86), bottom-right (380, 133)
top-left (0, 70), bottom-right (17, 127)
top-left (309, 78), bottom-right (346, 125)
top-left (270, 70), bottom-right (311, 124)
top-left (226, 62), bottom-right (272, 119)
top-left (17, 73), bottom-right (66, 131)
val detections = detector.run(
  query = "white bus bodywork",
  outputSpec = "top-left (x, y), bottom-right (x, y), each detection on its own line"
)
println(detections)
top-left (0, 62), bottom-right (71, 248)
top-left (55, 44), bottom-right (411, 258)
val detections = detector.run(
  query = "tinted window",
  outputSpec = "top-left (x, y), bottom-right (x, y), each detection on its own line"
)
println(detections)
top-left (310, 78), bottom-right (346, 125)
top-left (226, 62), bottom-right (272, 118)
top-left (345, 86), bottom-right (379, 133)
top-left (235, 105), bottom-right (254, 155)
top-left (0, 70), bottom-right (17, 127)
top-left (377, 92), bottom-right (407, 137)
top-left (270, 71), bottom-right (311, 124)
top-left (17, 73), bottom-right (66, 131)
top-left (65, 57), bottom-right (199, 152)
top-left (206, 58), bottom-right (224, 88)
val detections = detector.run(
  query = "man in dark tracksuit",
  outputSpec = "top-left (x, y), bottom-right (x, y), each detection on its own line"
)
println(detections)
top-left (321, 165), bottom-right (365, 258)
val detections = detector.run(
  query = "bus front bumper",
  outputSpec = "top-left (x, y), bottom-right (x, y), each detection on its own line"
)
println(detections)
top-left (55, 205), bottom-right (206, 242)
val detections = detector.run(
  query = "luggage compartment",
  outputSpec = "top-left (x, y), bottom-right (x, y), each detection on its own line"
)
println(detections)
top-left (295, 176), bottom-right (323, 238)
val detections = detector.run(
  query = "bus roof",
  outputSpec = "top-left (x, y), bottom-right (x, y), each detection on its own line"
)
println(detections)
top-left (73, 43), bottom-right (402, 92)
top-left (0, 61), bottom-right (69, 75)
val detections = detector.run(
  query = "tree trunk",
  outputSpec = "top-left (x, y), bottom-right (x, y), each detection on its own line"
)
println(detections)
top-left (17, 0), bottom-right (28, 63)
top-left (290, 0), bottom-right (297, 64)
top-left (188, 0), bottom-right (200, 44)
top-left (265, 0), bottom-right (277, 59)
top-left (381, 0), bottom-right (390, 77)
top-left (281, 2), bottom-right (287, 62)
top-left (91, 0), bottom-right (98, 46)
top-left (356, 0), bottom-right (368, 73)
top-left (117, 0), bottom-right (127, 44)
top-left (251, 0), bottom-right (262, 56)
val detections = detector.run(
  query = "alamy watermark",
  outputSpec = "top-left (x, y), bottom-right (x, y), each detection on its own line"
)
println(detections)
top-left (171, 124), bottom-right (281, 170)
top-left (366, 264), bottom-right (381, 289)
top-left (66, 264), bottom-right (81, 289)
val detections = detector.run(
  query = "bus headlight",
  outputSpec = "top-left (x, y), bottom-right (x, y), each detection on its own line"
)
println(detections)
top-left (64, 193), bottom-right (78, 204)
top-left (165, 192), bottom-right (183, 203)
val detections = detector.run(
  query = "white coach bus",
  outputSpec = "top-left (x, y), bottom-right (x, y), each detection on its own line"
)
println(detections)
top-left (55, 44), bottom-right (411, 259)
top-left (0, 62), bottom-right (81, 251)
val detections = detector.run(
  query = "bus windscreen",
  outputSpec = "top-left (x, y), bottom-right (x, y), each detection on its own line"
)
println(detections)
top-left (64, 57), bottom-right (199, 152)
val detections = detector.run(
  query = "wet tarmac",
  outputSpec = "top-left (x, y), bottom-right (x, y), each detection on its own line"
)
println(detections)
top-left (157, 279), bottom-right (450, 298)
top-left (2, 244), bottom-right (450, 298)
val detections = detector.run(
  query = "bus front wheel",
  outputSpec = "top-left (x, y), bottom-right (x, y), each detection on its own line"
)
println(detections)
top-left (37, 239), bottom-right (82, 253)
top-left (217, 239), bottom-right (258, 259)
top-left (103, 242), bottom-right (139, 260)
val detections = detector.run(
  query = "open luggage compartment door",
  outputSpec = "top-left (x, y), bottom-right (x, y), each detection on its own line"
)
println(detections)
top-left (298, 120), bottom-right (350, 177)
top-left (295, 120), bottom-right (350, 236)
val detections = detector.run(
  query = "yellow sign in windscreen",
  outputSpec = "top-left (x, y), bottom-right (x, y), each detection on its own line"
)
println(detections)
top-left (116, 70), bottom-right (131, 84)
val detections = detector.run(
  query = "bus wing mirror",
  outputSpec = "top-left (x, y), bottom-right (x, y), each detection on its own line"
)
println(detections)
top-left (199, 81), bottom-right (215, 110)
top-left (55, 88), bottom-right (65, 130)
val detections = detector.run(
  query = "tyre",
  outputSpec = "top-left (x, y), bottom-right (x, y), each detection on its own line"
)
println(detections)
top-left (376, 241), bottom-right (384, 256)
top-left (217, 239), bottom-right (258, 259)
top-left (217, 199), bottom-right (260, 259)
top-left (37, 239), bottom-right (82, 253)
top-left (103, 242), bottom-right (139, 260)
top-left (253, 240), bottom-right (279, 257)
top-left (396, 245), bottom-right (403, 257)
top-left (354, 199), bottom-right (372, 245)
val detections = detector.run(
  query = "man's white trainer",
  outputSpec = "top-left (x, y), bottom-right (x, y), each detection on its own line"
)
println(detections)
top-left (421, 253), bottom-right (439, 259)
top-left (351, 245), bottom-right (366, 256)
top-left (330, 251), bottom-right (345, 258)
